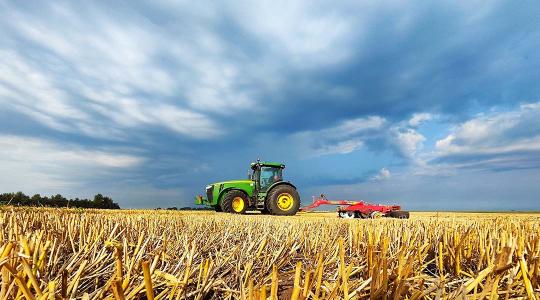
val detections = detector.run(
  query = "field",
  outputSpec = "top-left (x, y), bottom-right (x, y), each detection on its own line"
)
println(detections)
top-left (1, 208), bottom-right (539, 299)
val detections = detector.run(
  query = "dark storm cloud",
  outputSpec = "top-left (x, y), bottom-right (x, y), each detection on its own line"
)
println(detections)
top-left (248, 1), bottom-right (540, 133)
top-left (2, 1), bottom-right (539, 138)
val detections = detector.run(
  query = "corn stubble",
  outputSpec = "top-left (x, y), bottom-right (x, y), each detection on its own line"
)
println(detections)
top-left (0, 208), bottom-right (539, 299)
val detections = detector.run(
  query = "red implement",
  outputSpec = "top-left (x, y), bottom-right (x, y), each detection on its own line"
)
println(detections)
top-left (300, 195), bottom-right (409, 219)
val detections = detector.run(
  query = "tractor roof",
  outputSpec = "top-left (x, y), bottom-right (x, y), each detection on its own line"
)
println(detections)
top-left (251, 161), bottom-right (285, 169)
top-left (262, 161), bottom-right (285, 168)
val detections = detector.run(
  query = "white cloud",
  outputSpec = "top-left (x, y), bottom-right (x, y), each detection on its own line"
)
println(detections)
top-left (312, 139), bottom-right (365, 156)
top-left (231, 0), bottom-right (358, 67)
top-left (337, 117), bottom-right (386, 133)
top-left (153, 104), bottom-right (221, 138)
top-left (392, 128), bottom-right (426, 159)
top-left (435, 103), bottom-right (540, 155)
top-left (0, 48), bottom-right (221, 139)
top-left (288, 114), bottom-right (431, 160)
top-left (372, 167), bottom-right (391, 180)
top-left (408, 113), bottom-right (433, 127)
top-left (0, 134), bottom-right (143, 193)
top-left (0, 49), bottom-right (87, 121)
top-left (430, 102), bottom-right (540, 170)
top-left (0, 135), bottom-right (143, 168)
top-left (8, 9), bottom-right (173, 95)
top-left (0, 4), bottom-right (231, 139)
top-left (289, 116), bottom-right (385, 156)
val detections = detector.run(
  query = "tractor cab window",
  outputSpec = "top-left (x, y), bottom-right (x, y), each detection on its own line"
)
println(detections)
top-left (259, 166), bottom-right (282, 191)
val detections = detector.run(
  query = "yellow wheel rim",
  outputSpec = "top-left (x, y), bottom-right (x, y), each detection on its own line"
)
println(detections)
top-left (371, 211), bottom-right (383, 219)
top-left (277, 193), bottom-right (294, 211)
top-left (232, 197), bottom-right (245, 213)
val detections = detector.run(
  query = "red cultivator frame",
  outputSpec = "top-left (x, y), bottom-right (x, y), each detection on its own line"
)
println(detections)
top-left (300, 195), bottom-right (409, 219)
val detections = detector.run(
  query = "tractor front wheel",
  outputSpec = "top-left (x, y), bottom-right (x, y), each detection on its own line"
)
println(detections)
top-left (221, 190), bottom-right (248, 214)
top-left (266, 185), bottom-right (300, 216)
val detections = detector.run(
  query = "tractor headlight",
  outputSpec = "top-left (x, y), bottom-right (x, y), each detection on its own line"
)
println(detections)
top-left (205, 185), bottom-right (212, 190)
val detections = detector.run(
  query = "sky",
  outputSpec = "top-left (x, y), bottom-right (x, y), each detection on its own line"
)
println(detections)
top-left (1, 1), bottom-right (540, 210)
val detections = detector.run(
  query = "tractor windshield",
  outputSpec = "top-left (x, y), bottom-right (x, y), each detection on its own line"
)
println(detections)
top-left (259, 166), bottom-right (282, 191)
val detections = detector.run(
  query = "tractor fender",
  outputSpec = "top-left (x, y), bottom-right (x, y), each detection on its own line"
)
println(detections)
top-left (266, 181), bottom-right (297, 195)
top-left (218, 188), bottom-right (251, 206)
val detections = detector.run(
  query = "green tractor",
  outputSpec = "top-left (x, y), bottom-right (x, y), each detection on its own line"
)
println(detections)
top-left (195, 160), bottom-right (301, 215)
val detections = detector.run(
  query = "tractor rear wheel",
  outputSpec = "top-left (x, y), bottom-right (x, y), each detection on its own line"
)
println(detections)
top-left (389, 210), bottom-right (410, 219)
top-left (266, 185), bottom-right (300, 216)
top-left (214, 205), bottom-right (223, 212)
top-left (221, 190), bottom-right (248, 214)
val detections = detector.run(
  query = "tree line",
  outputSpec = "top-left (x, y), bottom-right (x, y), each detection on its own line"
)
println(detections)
top-left (0, 192), bottom-right (121, 209)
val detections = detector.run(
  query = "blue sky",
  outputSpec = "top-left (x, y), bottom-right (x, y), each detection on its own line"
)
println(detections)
top-left (1, 1), bottom-right (539, 210)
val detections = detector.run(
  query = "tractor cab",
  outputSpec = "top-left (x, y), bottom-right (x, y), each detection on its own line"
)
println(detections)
top-left (250, 161), bottom-right (285, 192)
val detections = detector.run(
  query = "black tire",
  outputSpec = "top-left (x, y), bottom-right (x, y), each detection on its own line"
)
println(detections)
top-left (389, 210), bottom-right (410, 219)
top-left (220, 190), bottom-right (248, 214)
top-left (266, 185), bottom-right (300, 216)
top-left (214, 205), bottom-right (223, 212)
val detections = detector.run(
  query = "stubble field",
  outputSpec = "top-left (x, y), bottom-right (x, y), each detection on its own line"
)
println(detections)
top-left (0, 207), bottom-right (539, 299)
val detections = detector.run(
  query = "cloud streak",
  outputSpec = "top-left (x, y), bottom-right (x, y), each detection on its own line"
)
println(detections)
top-left (0, 135), bottom-right (143, 196)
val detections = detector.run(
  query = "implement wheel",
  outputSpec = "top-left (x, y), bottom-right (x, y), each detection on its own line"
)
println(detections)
top-left (266, 185), bottom-right (300, 216)
top-left (221, 190), bottom-right (248, 214)
top-left (338, 211), bottom-right (355, 218)
top-left (389, 210), bottom-right (410, 219)
top-left (370, 211), bottom-right (384, 219)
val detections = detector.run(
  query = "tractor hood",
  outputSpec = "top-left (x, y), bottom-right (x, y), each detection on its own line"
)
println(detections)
top-left (211, 180), bottom-right (253, 186)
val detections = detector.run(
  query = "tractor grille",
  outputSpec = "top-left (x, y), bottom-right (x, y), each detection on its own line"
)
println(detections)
top-left (206, 185), bottom-right (214, 202)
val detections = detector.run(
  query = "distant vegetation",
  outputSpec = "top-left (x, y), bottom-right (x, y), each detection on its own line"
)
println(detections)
top-left (0, 191), bottom-right (120, 209)
top-left (156, 207), bottom-right (213, 211)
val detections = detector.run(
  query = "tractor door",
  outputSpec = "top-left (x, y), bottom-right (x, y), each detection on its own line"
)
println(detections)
top-left (258, 166), bottom-right (283, 192)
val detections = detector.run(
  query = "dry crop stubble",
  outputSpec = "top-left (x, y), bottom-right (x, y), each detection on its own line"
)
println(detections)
top-left (0, 207), bottom-right (539, 299)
